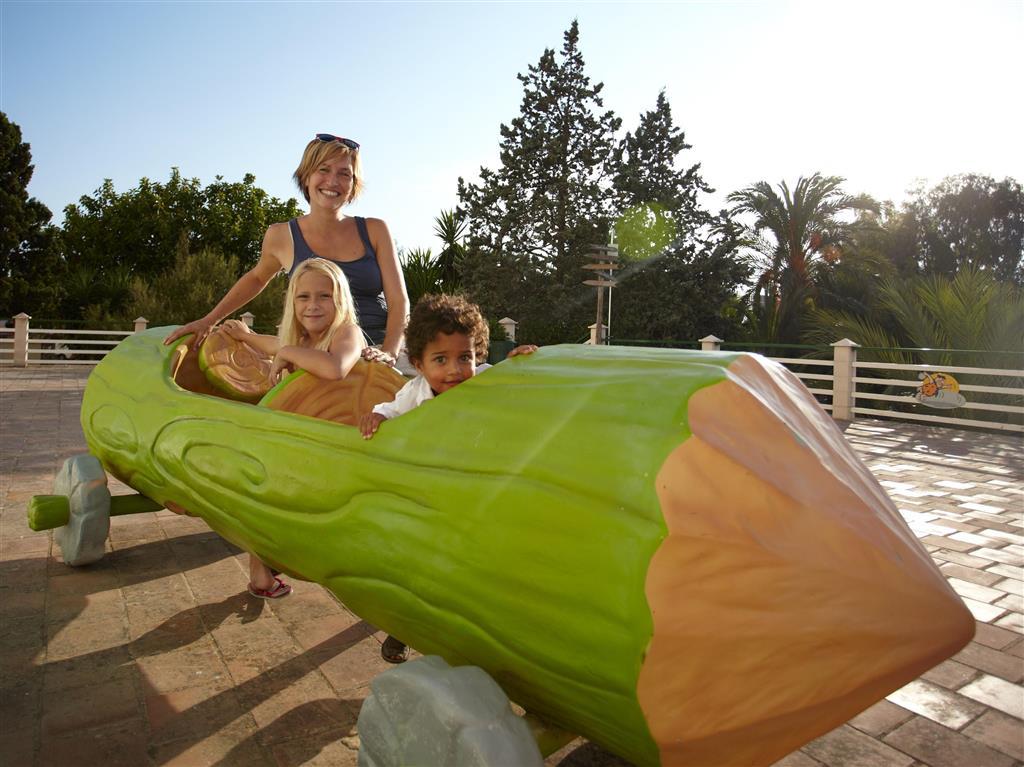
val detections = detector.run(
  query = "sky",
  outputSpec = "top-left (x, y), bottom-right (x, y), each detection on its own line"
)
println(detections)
top-left (2, 0), bottom-right (1021, 255)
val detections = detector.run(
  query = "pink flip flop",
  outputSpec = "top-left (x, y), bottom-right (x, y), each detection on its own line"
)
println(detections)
top-left (247, 576), bottom-right (292, 599)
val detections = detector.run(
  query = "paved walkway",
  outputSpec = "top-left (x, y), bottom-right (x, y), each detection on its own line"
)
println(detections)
top-left (1, 365), bottom-right (1021, 767)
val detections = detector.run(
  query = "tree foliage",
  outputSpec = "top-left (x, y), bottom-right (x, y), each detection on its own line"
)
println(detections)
top-left (608, 92), bottom-right (748, 343)
top-left (457, 25), bottom-right (752, 345)
top-left (727, 174), bottom-right (878, 344)
top-left (901, 174), bottom-right (1023, 283)
top-left (399, 209), bottom-right (470, 309)
top-left (62, 169), bottom-right (302, 283)
top-left (127, 234), bottom-right (286, 331)
top-left (44, 169), bottom-right (301, 323)
top-left (805, 268), bottom-right (1023, 367)
top-left (433, 209), bottom-right (466, 291)
top-left (458, 21), bottom-right (621, 344)
top-left (771, 174), bottom-right (1023, 350)
top-left (0, 112), bottom-right (66, 319)
top-left (399, 247), bottom-right (441, 308)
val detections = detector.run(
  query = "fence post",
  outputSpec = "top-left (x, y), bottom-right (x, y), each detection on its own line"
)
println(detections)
top-left (498, 317), bottom-right (517, 343)
top-left (699, 335), bottom-right (723, 351)
top-left (241, 312), bottom-right (255, 329)
top-left (13, 313), bottom-right (30, 367)
top-left (133, 317), bottom-right (149, 333)
top-left (831, 338), bottom-right (859, 420)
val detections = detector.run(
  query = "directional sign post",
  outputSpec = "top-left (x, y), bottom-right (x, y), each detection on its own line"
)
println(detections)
top-left (584, 245), bottom-right (619, 344)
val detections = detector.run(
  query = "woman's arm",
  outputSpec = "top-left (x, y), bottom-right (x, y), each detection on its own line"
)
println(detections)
top-left (164, 223), bottom-right (292, 346)
top-left (366, 218), bottom-right (409, 359)
top-left (272, 323), bottom-right (363, 381)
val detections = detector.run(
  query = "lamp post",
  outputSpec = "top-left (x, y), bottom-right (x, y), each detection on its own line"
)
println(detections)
top-left (583, 245), bottom-right (619, 345)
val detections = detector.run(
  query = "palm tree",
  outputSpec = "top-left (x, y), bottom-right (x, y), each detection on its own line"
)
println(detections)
top-left (805, 268), bottom-right (1024, 368)
top-left (400, 247), bottom-right (441, 307)
top-left (728, 173), bottom-right (878, 343)
top-left (433, 209), bottom-right (466, 292)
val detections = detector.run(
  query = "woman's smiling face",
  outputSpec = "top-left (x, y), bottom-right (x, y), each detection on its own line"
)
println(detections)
top-left (306, 154), bottom-right (354, 208)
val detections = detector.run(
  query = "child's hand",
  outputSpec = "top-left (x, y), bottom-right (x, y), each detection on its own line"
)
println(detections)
top-left (507, 344), bottom-right (538, 358)
top-left (269, 351), bottom-right (292, 383)
top-left (220, 319), bottom-right (251, 340)
top-left (359, 412), bottom-right (387, 439)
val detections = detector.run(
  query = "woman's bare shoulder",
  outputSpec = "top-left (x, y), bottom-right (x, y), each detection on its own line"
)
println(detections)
top-left (265, 220), bottom-right (295, 242)
top-left (259, 220), bottom-right (298, 272)
top-left (362, 217), bottom-right (392, 235)
top-left (264, 220), bottom-right (295, 250)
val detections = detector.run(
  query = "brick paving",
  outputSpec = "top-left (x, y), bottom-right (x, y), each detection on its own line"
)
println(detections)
top-left (1, 365), bottom-right (1021, 767)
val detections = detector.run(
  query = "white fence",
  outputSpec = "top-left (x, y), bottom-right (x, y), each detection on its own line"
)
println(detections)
top-left (3, 314), bottom-right (1022, 432)
top-left (695, 336), bottom-right (1022, 434)
top-left (852, 359), bottom-right (1024, 432)
top-left (0, 313), bottom-right (145, 366)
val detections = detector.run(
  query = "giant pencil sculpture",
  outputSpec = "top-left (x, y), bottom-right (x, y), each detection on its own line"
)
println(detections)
top-left (72, 328), bottom-right (972, 766)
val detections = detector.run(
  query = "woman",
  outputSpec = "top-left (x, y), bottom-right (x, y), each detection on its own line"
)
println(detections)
top-left (165, 134), bottom-right (409, 363)
top-left (165, 134), bottom-right (411, 662)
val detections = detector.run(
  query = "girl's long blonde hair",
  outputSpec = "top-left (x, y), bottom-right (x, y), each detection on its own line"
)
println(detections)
top-left (278, 258), bottom-right (360, 351)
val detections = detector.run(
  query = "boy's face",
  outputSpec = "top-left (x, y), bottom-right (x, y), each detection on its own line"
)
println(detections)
top-left (414, 332), bottom-right (477, 395)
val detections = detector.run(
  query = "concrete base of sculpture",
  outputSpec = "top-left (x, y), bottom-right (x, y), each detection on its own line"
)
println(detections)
top-left (52, 454), bottom-right (110, 566)
top-left (357, 656), bottom-right (543, 767)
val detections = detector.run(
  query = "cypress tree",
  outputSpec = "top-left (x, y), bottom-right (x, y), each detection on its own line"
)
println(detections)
top-left (609, 92), bottom-right (749, 342)
top-left (458, 21), bottom-right (621, 344)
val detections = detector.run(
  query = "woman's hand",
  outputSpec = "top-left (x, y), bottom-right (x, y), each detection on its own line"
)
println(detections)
top-left (361, 347), bottom-right (396, 367)
top-left (162, 224), bottom-right (289, 348)
top-left (164, 317), bottom-right (215, 348)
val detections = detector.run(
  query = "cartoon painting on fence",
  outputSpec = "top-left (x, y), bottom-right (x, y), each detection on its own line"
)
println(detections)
top-left (916, 372), bottom-right (967, 409)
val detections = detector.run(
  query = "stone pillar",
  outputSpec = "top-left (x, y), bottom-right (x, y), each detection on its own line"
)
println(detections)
top-left (241, 312), bottom-right (255, 329)
top-left (830, 338), bottom-right (859, 421)
top-left (133, 317), bottom-right (149, 333)
top-left (13, 313), bottom-right (30, 367)
top-left (498, 317), bottom-right (517, 343)
top-left (700, 335), bottom-right (723, 352)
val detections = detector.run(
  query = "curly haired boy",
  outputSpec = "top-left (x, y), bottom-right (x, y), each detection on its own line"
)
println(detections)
top-left (359, 293), bottom-right (536, 438)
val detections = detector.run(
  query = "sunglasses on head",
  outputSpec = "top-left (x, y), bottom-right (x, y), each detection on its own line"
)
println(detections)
top-left (315, 133), bottom-right (360, 150)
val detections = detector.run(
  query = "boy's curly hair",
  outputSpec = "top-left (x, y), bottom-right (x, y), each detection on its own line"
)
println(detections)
top-left (405, 294), bottom-right (490, 364)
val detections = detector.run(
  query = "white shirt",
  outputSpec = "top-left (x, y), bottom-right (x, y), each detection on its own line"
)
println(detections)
top-left (372, 364), bottom-right (492, 420)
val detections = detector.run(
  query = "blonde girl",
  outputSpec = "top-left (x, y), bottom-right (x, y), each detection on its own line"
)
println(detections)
top-left (222, 257), bottom-right (365, 384)
top-left (220, 258), bottom-right (365, 598)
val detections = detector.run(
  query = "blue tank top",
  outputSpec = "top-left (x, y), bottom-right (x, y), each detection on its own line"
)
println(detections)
top-left (288, 217), bottom-right (388, 344)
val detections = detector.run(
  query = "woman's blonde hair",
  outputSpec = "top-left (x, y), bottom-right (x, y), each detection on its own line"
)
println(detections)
top-left (292, 138), bottom-right (364, 204)
top-left (278, 259), bottom-right (360, 351)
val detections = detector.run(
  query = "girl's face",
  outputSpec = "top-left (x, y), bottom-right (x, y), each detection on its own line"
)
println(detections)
top-left (306, 153), bottom-right (354, 209)
top-left (414, 331), bottom-right (477, 395)
top-left (293, 271), bottom-right (337, 340)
